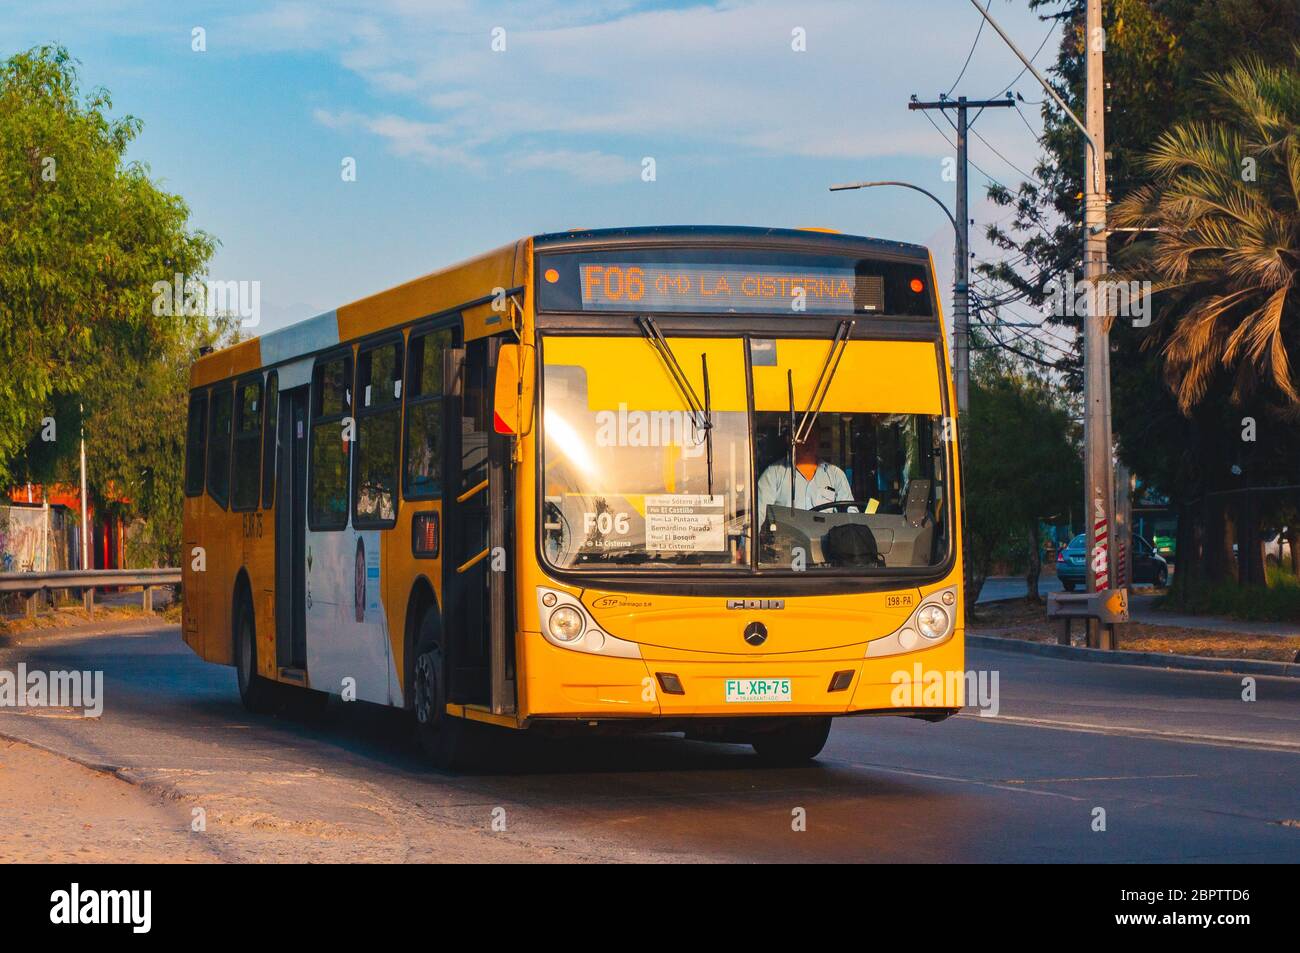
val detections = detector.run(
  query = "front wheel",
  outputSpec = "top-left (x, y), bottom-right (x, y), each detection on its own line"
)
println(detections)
top-left (750, 717), bottom-right (832, 765)
top-left (235, 596), bottom-right (278, 713)
top-left (411, 616), bottom-right (469, 769)
top-left (1061, 581), bottom-right (1077, 592)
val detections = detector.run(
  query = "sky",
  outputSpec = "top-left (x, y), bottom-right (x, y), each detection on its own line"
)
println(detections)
top-left (2, 0), bottom-right (1067, 337)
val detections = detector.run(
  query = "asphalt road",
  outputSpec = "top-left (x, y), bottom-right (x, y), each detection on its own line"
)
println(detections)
top-left (2, 622), bottom-right (1298, 863)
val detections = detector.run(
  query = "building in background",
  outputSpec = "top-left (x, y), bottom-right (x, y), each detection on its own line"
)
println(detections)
top-left (1, 484), bottom-right (125, 572)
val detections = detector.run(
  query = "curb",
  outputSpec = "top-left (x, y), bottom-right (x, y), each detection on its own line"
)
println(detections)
top-left (967, 633), bottom-right (1300, 678)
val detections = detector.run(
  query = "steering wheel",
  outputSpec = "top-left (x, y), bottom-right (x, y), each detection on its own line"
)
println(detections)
top-left (809, 500), bottom-right (876, 513)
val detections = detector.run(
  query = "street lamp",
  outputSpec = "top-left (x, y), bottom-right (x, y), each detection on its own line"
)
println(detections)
top-left (829, 180), bottom-right (959, 236)
top-left (829, 180), bottom-right (968, 414)
top-left (831, 179), bottom-right (974, 615)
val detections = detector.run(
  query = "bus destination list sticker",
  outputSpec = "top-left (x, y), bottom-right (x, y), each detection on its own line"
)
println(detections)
top-left (645, 495), bottom-right (725, 551)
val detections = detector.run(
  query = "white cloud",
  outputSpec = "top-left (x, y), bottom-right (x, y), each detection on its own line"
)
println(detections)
top-left (507, 149), bottom-right (639, 183)
top-left (250, 1), bottom-right (1054, 176)
top-left (312, 108), bottom-right (480, 167)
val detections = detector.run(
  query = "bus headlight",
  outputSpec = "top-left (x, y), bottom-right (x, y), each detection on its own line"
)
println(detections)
top-left (916, 605), bottom-right (950, 640)
top-left (548, 606), bottom-right (585, 642)
top-left (536, 587), bottom-right (643, 658)
top-left (865, 586), bottom-right (958, 657)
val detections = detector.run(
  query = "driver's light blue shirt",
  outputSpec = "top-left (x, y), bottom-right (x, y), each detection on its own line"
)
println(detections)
top-left (756, 461), bottom-right (855, 519)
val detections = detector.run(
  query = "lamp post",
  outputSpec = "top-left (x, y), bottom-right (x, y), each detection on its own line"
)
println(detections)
top-left (829, 180), bottom-right (966, 412)
top-left (830, 179), bottom-right (972, 612)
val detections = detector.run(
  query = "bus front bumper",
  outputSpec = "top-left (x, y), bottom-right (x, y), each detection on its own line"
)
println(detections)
top-left (519, 631), bottom-right (966, 721)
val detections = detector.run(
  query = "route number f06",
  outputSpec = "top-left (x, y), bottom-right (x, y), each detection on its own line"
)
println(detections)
top-left (584, 511), bottom-right (630, 535)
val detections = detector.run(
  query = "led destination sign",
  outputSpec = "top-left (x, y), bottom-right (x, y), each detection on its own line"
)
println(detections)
top-left (577, 264), bottom-right (879, 315)
top-left (537, 249), bottom-right (933, 317)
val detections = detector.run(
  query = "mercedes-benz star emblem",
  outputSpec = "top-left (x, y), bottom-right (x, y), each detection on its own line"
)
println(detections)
top-left (743, 621), bottom-right (768, 646)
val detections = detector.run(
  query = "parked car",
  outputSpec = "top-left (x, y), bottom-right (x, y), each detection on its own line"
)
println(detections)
top-left (1055, 533), bottom-right (1169, 591)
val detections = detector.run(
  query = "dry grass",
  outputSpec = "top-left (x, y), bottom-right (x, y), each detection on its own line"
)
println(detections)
top-left (0, 603), bottom-right (161, 636)
top-left (971, 598), bottom-right (1300, 663)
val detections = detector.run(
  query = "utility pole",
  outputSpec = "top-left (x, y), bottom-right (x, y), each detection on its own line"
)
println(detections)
top-left (970, 0), bottom-right (1122, 649)
top-left (79, 403), bottom-right (89, 573)
top-left (1114, 462), bottom-right (1132, 594)
top-left (1082, 0), bottom-right (1117, 648)
top-left (907, 94), bottom-right (1015, 415)
top-left (79, 402), bottom-right (92, 613)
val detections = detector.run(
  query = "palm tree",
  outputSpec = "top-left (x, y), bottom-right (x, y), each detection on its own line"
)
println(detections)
top-left (1111, 49), bottom-right (1299, 416)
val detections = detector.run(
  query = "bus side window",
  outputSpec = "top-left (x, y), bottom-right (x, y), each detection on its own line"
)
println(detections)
top-left (353, 340), bottom-right (403, 526)
top-left (185, 391), bottom-right (208, 497)
top-left (231, 375), bottom-right (263, 511)
top-left (309, 351), bottom-right (353, 530)
top-left (207, 383), bottom-right (234, 510)
top-left (403, 327), bottom-right (452, 500)
top-left (262, 371), bottom-right (278, 508)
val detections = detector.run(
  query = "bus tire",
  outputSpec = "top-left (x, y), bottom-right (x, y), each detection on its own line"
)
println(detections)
top-left (411, 612), bottom-right (467, 769)
top-left (234, 594), bottom-right (277, 714)
top-left (750, 717), bottom-right (831, 765)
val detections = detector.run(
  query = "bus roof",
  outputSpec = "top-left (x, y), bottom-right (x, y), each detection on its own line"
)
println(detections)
top-left (533, 224), bottom-right (931, 259)
top-left (190, 225), bottom-right (932, 386)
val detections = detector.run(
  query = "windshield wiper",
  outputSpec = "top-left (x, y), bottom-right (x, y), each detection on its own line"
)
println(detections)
top-left (636, 316), bottom-right (715, 495)
top-left (794, 318), bottom-right (854, 445)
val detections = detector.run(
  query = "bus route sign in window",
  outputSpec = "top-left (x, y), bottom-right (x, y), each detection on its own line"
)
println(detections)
top-left (578, 263), bottom-right (875, 314)
top-left (538, 248), bottom-right (932, 317)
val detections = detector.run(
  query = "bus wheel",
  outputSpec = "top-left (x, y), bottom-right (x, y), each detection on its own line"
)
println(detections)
top-left (235, 596), bottom-right (277, 714)
top-left (412, 632), bottom-right (467, 769)
top-left (750, 717), bottom-right (831, 765)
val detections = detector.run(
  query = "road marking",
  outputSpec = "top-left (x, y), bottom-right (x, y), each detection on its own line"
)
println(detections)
top-left (1002, 774), bottom-right (1198, 784)
top-left (959, 712), bottom-right (1300, 753)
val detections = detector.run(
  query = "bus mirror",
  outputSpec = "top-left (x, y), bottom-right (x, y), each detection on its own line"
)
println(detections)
top-left (493, 343), bottom-right (534, 436)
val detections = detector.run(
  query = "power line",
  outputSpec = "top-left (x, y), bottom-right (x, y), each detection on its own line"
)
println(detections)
top-left (988, 20), bottom-right (1057, 99)
top-left (985, 300), bottom-right (1080, 350)
top-left (973, 313), bottom-right (1074, 364)
top-left (970, 310), bottom-right (1065, 369)
top-left (972, 302), bottom-right (1076, 361)
top-left (969, 123), bottom-right (1043, 186)
top-left (918, 109), bottom-right (1009, 191)
top-left (946, 0), bottom-right (992, 98)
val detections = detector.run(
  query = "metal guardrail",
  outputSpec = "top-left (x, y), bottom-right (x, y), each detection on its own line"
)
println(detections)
top-left (0, 568), bottom-right (180, 618)
top-left (1046, 587), bottom-right (1129, 650)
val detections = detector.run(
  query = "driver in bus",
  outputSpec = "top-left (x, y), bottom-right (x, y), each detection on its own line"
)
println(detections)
top-left (756, 419), bottom-right (855, 519)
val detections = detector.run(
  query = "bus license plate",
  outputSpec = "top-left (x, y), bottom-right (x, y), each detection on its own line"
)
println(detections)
top-left (725, 678), bottom-right (792, 703)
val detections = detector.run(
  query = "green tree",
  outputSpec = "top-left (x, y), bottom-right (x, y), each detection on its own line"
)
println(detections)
top-left (1111, 51), bottom-right (1300, 414)
top-left (85, 316), bottom-right (239, 566)
top-left (965, 347), bottom-right (1081, 608)
top-left (1, 45), bottom-right (218, 564)
top-left (1111, 49), bottom-right (1300, 586)
top-left (980, 1), bottom-right (1300, 597)
top-left (0, 45), bottom-right (214, 488)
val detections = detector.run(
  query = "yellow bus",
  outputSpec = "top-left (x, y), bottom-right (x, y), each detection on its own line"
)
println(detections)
top-left (182, 226), bottom-right (964, 765)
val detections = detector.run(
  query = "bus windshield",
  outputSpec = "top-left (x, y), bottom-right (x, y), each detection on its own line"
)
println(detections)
top-left (542, 336), bottom-right (752, 568)
top-left (540, 335), bottom-right (951, 573)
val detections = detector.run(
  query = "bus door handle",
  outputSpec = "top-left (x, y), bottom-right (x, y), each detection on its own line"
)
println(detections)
top-left (457, 479), bottom-right (488, 504)
top-left (456, 547), bottom-right (490, 574)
